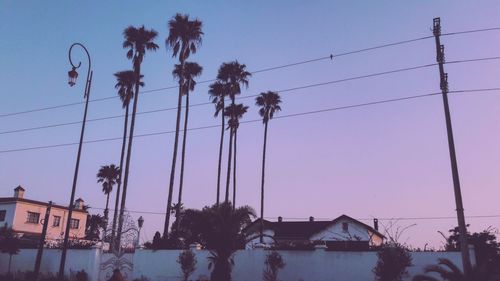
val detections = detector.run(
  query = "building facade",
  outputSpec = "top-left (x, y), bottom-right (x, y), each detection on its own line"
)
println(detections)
top-left (244, 214), bottom-right (385, 250)
top-left (0, 186), bottom-right (87, 240)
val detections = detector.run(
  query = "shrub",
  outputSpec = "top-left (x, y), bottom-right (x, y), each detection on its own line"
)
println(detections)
top-left (178, 249), bottom-right (197, 281)
top-left (373, 244), bottom-right (413, 281)
top-left (263, 251), bottom-right (285, 281)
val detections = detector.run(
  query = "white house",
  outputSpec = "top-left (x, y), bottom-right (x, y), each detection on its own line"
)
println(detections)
top-left (244, 214), bottom-right (385, 250)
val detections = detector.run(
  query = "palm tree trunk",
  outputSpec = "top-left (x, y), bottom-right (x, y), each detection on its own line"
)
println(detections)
top-left (232, 128), bottom-right (237, 210)
top-left (225, 126), bottom-right (233, 203)
top-left (164, 60), bottom-right (185, 238)
top-left (104, 193), bottom-right (110, 221)
top-left (117, 63), bottom-right (142, 249)
top-left (177, 91), bottom-right (190, 230)
top-left (112, 103), bottom-right (129, 249)
top-left (216, 101), bottom-right (225, 205)
top-left (259, 121), bottom-right (269, 243)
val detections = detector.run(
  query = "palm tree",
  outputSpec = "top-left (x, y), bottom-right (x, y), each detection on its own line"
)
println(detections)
top-left (96, 164), bottom-right (120, 226)
top-left (255, 91), bottom-right (282, 243)
top-left (173, 61), bottom-right (203, 226)
top-left (117, 25), bottom-right (158, 248)
top-left (217, 62), bottom-right (251, 203)
top-left (176, 202), bottom-right (255, 281)
top-left (412, 258), bottom-right (500, 281)
top-left (164, 13), bottom-right (203, 238)
top-left (208, 81), bottom-right (228, 205)
top-left (111, 70), bottom-right (137, 246)
top-left (226, 104), bottom-right (248, 209)
top-left (217, 61), bottom-right (251, 105)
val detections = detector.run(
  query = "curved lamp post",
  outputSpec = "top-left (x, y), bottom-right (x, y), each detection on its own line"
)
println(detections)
top-left (58, 43), bottom-right (93, 280)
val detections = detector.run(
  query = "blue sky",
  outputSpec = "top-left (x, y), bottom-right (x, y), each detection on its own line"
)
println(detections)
top-left (1, 1), bottom-right (500, 247)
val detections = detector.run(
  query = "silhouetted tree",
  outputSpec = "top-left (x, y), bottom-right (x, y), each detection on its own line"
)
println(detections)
top-left (97, 164), bottom-right (120, 225)
top-left (112, 70), bottom-right (139, 246)
top-left (178, 249), bottom-right (197, 281)
top-left (217, 62), bottom-right (251, 204)
top-left (223, 103), bottom-right (248, 208)
top-left (173, 62), bottom-right (203, 228)
top-left (0, 225), bottom-right (20, 274)
top-left (263, 251), bottom-right (286, 281)
top-left (373, 243), bottom-right (413, 281)
top-left (85, 214), bottom-right (106, 240)
top-left (444, 226), bottom-right (500, 268)
top-left (117, 25), bottom-right (158, 248)
top-left (255, 91), bottom-right (282, 242)
top-left (208, 81), bottom-right (229, 205)
top-left (176, 202), bottom-right (255, 281)
top-left (164, 13), bottom-right (203, 238)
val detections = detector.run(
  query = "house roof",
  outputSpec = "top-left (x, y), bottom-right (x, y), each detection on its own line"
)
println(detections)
top-left (245, 214), bottom-right (385, 240)
top-left (0, 197), bottom-right (87, 213)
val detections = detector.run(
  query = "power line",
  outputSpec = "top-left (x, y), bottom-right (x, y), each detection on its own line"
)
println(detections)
top-left (442, 27), bottom-right (500, 37)
top-left (3, 25), bottom-right (500, 119)
top-left (3, 87), bottom-right (499, 154)
top-left (4, 53), bottom-right (500, 136)
top-left (0, 62), bottom-right (437, 135)
top-left (0, 35), bottom-right (436, 118)
top-left (85, 205), bottom-right (500, 221)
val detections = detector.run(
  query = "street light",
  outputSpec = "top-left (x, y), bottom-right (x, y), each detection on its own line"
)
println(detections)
top-left (58, 43), bottom-right (93, 281)
top-left (137, 216), bottom-right (144, 248)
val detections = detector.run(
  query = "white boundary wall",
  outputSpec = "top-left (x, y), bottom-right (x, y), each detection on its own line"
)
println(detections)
top-left (0, 248), bottom-right (473, 281)
top-left (0, 248), bottom-right (100, 280)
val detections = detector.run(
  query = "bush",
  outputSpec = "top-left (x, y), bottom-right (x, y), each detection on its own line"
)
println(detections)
top-left (373, 244), bottom-right (413, 281)
top-left (263, 251), bottom-right (285, 281)
top-left (178, 249), bottom-right (197, 281)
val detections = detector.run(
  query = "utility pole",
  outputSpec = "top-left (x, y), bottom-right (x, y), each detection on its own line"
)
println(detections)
top-left (432, 17), bottom-right (472, 274)
top-left (34, 201), bottom-right (52, 281)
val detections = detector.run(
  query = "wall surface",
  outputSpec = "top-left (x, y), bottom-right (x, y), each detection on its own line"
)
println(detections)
top-left (0, 248), bottom-right (100, 281)
top-left (0, 248), bottom-right (470, 281)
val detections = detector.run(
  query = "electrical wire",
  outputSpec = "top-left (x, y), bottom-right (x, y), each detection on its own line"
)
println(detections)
top-left (0, 62), bottom-right (438, 135)
top-left (0, 35), bottom-right (435, 118)
top-left (2, 87), bottom-right (495, 154)
top-left (4, 53), bottom-right (500, 136)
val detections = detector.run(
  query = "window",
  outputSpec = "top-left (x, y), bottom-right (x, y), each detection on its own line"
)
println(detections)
top-left (53, 216), bottom-right (61, 227)
top-left (342, 222), bottom-right (349, 232)
top-left (70, 219), bottom-right (79, 229)
top-left (27, 212), bottom-right (40, 224)
top-left (0, 210), bottom-right (6, 222)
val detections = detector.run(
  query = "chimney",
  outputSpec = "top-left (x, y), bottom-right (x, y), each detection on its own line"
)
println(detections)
top-left (14, 185), bottom-right (25, 198)
top-left (373, 218), bottom-right (379, 231)
top-left (278, 216), bottom-right (283, 222)
top-left (309, 216), bottom-right (314, 222)
top-left (74, 198), bottom-right (84, 210)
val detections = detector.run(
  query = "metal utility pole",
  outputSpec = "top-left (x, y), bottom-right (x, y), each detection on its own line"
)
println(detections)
top-left (432, 17), bottom-right (472, 274)
top-left (34, 201), bottom-right (52, 281)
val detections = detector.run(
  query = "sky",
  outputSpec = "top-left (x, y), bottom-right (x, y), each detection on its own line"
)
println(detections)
top-left (1, 1), bottom-right (500, 248)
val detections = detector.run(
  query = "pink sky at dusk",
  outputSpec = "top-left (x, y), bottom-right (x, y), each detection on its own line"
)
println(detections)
top-left (1, 1), bottom-right (500, 248)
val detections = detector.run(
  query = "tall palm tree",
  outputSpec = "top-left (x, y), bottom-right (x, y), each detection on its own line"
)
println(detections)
top-left (255, 91), bottom-right (282, 243)
top-left (164, 13), bottom-right (203, 238)
top-left (111, 70), bottom-right (137, 246)
top-left (228, 104), bottom-right (248, 209)
top-left (217, 62), bottom-right (251, 203)
top-left (117, 25), bottom-right (158, 247)
top-left (208, 81), bottom-right (228, 205)
top-left (217, 61), bottom-right (251, 105)
top-left (96, 164), bottom-right (120, 226)
top-left (173, 61), bottom-right (203, 225)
